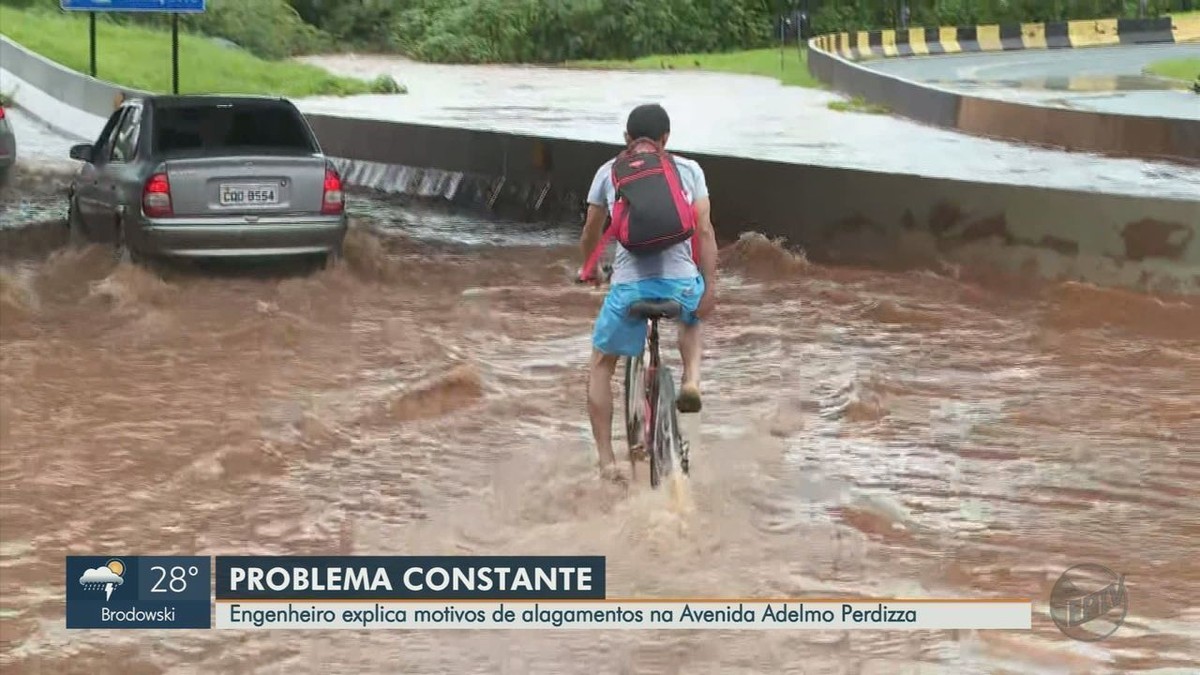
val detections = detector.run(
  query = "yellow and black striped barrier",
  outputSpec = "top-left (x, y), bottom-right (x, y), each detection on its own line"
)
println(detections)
top-left (819, 16), bottom-right (1194, 62)
top-left (926, 74), bottom-right (1193, 92)
top-left (806, 15), bottom-right (1200, 164)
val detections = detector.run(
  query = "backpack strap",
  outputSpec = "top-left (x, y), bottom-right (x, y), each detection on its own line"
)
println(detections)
top-left (659, 153), bottom-right (702, 266)
top-left (657, 151), bottom-right (696, 232)
top-left (580, 153), bottom-right (627, 281)
top-left (580, 219), bottom-right (615, 281)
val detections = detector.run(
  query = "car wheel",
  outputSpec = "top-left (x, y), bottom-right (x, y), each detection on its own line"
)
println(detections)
top-left (66, 197), bottom-right (89, 247)
top-left (321, 245), bottom-right (343, 270)
top-left (112, 218), bottom-right (143, 266)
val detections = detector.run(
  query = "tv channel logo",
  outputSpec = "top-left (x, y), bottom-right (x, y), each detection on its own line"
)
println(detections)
top-left (66, 556), bottom-right (212, 629)
top-left (1050, 563), bottom-right (1127, 641)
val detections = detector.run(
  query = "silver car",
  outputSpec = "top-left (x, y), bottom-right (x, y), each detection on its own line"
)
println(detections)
top-left (67, 94), bottom-right (347, 263)
top-left (0, 102), bottom-right (15, 187)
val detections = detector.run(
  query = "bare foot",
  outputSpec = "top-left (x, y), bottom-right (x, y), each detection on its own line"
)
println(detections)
top-left (677, 382), bottom-right (702, 413)
top-left (599, 463), bottom-right (629, 488)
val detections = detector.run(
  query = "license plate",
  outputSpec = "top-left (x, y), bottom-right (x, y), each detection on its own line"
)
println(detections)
top-left (219, 184), bottom-right (277, 206)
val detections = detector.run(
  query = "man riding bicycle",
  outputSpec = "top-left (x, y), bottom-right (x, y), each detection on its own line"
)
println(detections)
top-left (578, 103), bottom-right (718, 480)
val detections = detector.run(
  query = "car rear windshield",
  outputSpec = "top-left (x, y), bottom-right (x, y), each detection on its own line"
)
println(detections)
top-left (153, 102), bottom-right (317, 155)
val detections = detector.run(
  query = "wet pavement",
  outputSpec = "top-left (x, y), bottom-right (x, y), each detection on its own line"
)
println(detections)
top-left (1, 195), bottom-right (1198, 672)
top-left (297, 54), bottom-right (1200, 200)
top-left (0, 106), bottom-right (76, 162)
top-left (0, 194), bottom-right (65, 231)
top-left (867, 43), bottom-right (1200, 121)
top-left (0, 107), bottom-right (77, 230)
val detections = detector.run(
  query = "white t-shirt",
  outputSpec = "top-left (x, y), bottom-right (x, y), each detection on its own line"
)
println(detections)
top-left (586, 153), bottom-right (707, 285)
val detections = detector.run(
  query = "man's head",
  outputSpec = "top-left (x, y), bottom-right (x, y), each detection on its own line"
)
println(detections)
top-left (624, 103), bottom-right (671, 146)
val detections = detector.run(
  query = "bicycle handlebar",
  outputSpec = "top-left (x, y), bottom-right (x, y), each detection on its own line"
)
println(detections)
top-left (574, 263), bottom-right (613, 285)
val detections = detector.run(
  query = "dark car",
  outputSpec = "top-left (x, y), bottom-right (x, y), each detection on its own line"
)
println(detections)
top-left (66, 94), bottom-right (347, 264)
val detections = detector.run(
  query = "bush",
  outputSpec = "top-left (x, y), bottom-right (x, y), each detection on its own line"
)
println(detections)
top-left (368, 74), bottom-right (407, 94)
top-left (185, 0), bottom-right (328, 59)
top-left (390, 0), bottom-right (776, 64)
top-left (290, 0), bottom-right (401, 51)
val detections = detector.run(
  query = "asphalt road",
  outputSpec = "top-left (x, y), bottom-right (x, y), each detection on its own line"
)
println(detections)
top-left (302, 53), bottom-right (1200, 200)
top-left (3, 105), bottom-right (74, 160)
top-left (865, 43), bottom-right (1200, 120)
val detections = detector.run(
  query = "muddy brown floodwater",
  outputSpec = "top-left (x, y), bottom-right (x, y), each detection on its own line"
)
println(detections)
top-left (1, 204), bottom-right (1198, 674)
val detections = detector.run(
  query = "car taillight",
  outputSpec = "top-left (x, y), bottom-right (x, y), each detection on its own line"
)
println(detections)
top-left (142, 172), bottom-right (173, 218)
top-left (0, 106), bottom-right (6, 120)
top-left (321, 168), bottom-right (344, 215)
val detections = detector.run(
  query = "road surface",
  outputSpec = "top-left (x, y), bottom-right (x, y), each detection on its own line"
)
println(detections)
top-left (298, 53), bottom-right (1200, 200)
top-left (866, 43), bottom-right (1200, 120)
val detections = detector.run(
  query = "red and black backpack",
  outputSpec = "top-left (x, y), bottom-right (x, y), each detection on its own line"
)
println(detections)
top-left (609, 138), bottom-right (697, 254)
top-left (580, 138), bottom-right (699, 280)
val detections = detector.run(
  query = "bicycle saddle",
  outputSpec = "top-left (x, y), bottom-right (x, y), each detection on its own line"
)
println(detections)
top-left (628, 300), bottom-right (682, 320)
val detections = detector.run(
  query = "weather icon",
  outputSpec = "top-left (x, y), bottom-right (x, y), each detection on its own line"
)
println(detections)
top-left (79, 559), bottom-right (125, 601)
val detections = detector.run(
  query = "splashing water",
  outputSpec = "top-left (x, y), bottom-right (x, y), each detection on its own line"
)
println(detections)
top-left (1, 216), bottom-right (1197, 673)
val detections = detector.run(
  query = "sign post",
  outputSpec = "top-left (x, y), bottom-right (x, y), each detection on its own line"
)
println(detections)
top-left (60, 0), bottom-right (207, 93)
top-left (88, 12), bottom-right (96, 77)
top-left (172, 14), bottom-right (179, 94)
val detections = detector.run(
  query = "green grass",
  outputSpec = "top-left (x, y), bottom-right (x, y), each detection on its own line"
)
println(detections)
top-left (1145, 58), bottom-right (1200, 83)
top-left (569, 47), bottom-right (819, 88)
top-left (827, 96), bottom-right (890, 114)
top-left (0, 7), bottom-right (391, 97)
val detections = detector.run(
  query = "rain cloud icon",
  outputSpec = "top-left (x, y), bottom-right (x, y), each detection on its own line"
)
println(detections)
top-left (79, 559), bottom-right (125, 601)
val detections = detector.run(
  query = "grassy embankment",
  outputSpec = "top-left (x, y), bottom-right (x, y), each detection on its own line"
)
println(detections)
top-left (0, 6), bottom-right (398, 97)
top-left (1144, 58), bottom-right (1200, 83)
top-left (1147, 10), bottom-right (1199, 85)
top-left (569, 47), bottom-right (887, 114)
top-left (570, 48), bottom-right (819, 88)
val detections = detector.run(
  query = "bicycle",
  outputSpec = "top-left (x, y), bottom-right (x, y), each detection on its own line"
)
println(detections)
top-left (578, 264), bottom-right (690, 489)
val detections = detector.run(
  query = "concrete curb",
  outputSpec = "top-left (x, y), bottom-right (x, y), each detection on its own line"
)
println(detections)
top-left (807, 18), bottom-right (1200, 164)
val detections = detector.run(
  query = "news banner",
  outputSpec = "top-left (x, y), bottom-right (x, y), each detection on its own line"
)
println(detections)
top-left (66, 556), bottom-right (1031, 630)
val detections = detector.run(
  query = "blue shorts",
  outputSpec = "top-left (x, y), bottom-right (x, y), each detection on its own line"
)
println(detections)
top-left (592, 275), bottom-right (705, 357)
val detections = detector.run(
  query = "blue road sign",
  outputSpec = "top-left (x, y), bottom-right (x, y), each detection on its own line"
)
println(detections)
top-left (61, 0), bottom-right (206, 12)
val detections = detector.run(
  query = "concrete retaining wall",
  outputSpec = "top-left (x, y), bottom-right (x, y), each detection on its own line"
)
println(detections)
top-left (0, 36), bottom-right (148, 141)
top-left (814, 16), bottom-right (1198, 60)
top-left (3, 35), bottom-right (1198, 295)
top-left (306, 113), bottom-right (1200, 294)
top-left (808, 18), bottom-right (1200, 164)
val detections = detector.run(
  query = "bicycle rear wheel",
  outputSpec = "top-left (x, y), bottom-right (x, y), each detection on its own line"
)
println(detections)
top-left (624, 352), bottom-right (648, 463)
top-left (649, 366), bottom-right (683, 489)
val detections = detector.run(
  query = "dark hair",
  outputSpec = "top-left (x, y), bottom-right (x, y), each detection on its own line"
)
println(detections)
top-left (626, 103), bottom-right (670, 141)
